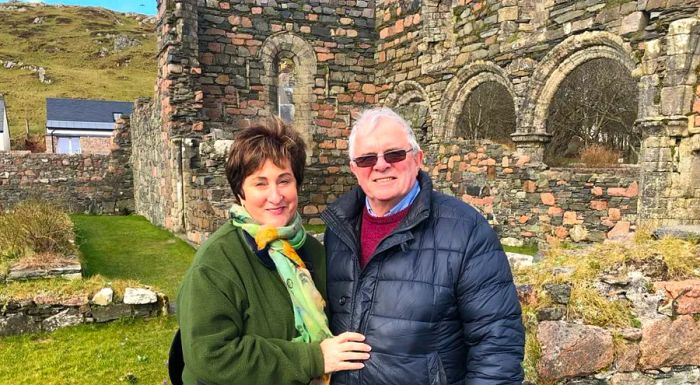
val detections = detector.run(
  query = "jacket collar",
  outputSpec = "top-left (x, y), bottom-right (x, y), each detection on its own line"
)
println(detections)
top-left (322, 170), bottom-right (433, 240)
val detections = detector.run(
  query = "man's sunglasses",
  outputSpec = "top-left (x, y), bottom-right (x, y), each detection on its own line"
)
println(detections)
top-left (352, 147), bottom-right (415, 168)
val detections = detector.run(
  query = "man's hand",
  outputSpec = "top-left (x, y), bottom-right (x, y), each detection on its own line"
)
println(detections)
top-left (320, 332), bottom-right (371, 373)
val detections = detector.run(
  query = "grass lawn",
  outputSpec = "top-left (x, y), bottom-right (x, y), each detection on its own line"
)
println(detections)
top-left (0, 317), bottom-right (177, 385)
top-left (72, 214), bottom-right (195, 298)
top-left (0, 214), bottom-right (195, 385)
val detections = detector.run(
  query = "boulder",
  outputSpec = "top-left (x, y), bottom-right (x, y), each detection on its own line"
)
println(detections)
top-left (537, 321), bottom-right (614, 382)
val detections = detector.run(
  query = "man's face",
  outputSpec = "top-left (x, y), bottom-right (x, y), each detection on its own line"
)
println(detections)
top-left (350, 117), bottom-right (423, 217)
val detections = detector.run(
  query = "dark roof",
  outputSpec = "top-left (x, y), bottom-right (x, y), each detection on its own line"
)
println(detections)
top-left (46, 97), bottom-right (133, 123)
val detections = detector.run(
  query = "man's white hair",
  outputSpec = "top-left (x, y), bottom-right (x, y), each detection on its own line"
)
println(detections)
top-left (348, 107), bottom-right (421, 159)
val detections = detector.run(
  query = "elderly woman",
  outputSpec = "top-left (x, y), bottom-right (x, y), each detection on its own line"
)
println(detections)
top-left (176, 118), bottom-right (370, 385)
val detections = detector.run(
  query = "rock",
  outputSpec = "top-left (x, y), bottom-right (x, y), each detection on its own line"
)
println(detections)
top-left (569, 225), bottom-right (588, 242)
top-left (537, 321), bottom-right (614, 382)
top-left (213, 140), bottom-right (234, 158)
top-left (113, 34), bottom-right (142, 51)
top-left (536, 306), bottom-right (566, 321)
top-left (614, 340), bottom-right (640, 372)
top-left (0, 313), bottom-right (41, 337)
top-left (506, 252), bottom-right (533, 268)
top-left (639, 315), bottom-right (700, 369)
top-left (91, 304), bottom-right (132, 323)
top-left (42, 308), bottom-right (82, 331)
top-left (501, 237), bottom-right (524, 247)
top-left (654, 280), bottom-right (700, 315)
top-left (123, 288), bottom-right (157, 305)
top-left (543, 283), bottom-right (572, 304)
top-left (625, 271), bottom-right (666, 322)
top-left (610, 372), bottom-right (654, 385)
top-left (516, 285), bottom-right (537, 305)
top-left (652, 225), bottom-right (700, 241)
top-left (607, 221), bottom-right (631, 240)
top-left (92, 288), bottom-right (114, 306)
top-left (620, 11), bottom-right (649, 35)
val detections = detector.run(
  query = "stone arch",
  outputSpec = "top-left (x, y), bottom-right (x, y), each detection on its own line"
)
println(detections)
top-left (258, 32), bottom-right (317, 148)
top-left (384, 81), bottom-right (434, 144)
top-left (437, 61), bottom-right (517, 139)
top-left (520, 31), bottom-right (637, 135)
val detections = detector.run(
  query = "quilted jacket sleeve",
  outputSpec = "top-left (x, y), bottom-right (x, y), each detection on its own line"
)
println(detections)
top-left (456, 214), bottom-right (525, 385)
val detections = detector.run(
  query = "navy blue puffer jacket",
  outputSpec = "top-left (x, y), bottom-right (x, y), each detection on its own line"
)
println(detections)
top-left (321, 171), bottom-right (524, 385)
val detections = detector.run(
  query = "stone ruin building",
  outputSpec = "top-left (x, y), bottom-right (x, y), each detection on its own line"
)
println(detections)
top-left (4, 0), bottom-right (698, 247)
top-left (123, 0), bottom-right (700, 246)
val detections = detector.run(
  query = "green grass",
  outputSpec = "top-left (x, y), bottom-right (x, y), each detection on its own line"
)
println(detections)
top-left (0, 317), bottom-right (177, 385)
top-left (0, 214), bottom-right (194, 385)
top-left (304, 223), bottom-right (327, 234)
top-left (72, 214), bottom-right (195, 298)
top-left (0, 4), bottom-right (155, 141)
top-left (504, 244), bottom-right (538, 256)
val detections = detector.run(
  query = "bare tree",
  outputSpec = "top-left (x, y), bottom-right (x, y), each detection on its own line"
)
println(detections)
top-left (545, 58), bottom-right (639, 165)
top-left (455, 81), bottom-right (516, 144)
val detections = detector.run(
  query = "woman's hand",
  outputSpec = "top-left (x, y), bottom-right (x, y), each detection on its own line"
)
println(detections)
top-left (320, 332), bottom-right (371, 373)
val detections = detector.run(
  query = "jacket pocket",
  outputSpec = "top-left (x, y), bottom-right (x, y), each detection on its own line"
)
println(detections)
top-left (427, 352), bottom-right (447, 385)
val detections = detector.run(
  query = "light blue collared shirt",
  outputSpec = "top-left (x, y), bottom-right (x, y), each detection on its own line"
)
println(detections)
top-left (365, 180), bottom-right (421, 217)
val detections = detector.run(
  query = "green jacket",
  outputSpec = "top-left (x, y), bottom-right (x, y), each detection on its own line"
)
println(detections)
top-left (176, 222), bottom-right (327, 385)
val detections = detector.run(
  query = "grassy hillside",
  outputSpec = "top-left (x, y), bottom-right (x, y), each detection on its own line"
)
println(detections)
top-left (0, 3), bottom-right (156, 142)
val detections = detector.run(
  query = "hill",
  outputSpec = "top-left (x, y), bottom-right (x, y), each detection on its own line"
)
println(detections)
top-left (0, 2), bottom-right (156, 144)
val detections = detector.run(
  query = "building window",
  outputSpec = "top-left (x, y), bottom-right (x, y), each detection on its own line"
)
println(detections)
top-left (56, 137), bottom-right (81, 154)
top-left (276, 56), bottom-right (295, 124)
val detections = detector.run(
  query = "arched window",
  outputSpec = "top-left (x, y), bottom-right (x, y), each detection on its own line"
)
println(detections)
top-left (275, 55), bottom-right (295, 124)
top-left (384, 81), bottom-right (433, 145)
top-left (544, 58), bottom-right (639, 166)
top-left (455, 81), bottom-right (516, 143)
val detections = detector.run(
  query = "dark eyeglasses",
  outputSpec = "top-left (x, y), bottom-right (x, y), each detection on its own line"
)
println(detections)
top-left (352, 147), bottom-right (415, 168)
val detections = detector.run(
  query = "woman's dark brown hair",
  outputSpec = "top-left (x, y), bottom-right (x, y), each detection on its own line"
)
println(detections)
top-left (225, 117), bottom-right (307, 202)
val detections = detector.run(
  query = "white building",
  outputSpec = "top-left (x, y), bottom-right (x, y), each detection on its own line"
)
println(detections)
top-left (0, 95), bottom-right (10, 152)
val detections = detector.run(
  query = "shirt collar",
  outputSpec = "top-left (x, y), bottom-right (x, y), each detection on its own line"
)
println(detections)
top-left (365, 179), bottom-right (421, 217)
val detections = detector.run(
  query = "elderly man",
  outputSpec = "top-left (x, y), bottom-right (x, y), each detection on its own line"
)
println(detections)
top-left (321, 107), bottom-right (525, 385)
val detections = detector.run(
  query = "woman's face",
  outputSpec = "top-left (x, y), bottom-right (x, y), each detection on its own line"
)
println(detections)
top-left (240, 158), bottom-right (298, 227)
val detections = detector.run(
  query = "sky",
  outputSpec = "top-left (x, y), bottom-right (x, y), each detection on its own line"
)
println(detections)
top-left (0, 0), bottom-right (156, 15)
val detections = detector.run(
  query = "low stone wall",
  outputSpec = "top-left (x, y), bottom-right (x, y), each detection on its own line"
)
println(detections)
top-left (0, 287), bottom-right (168, 337)
top-left (526, 278), bottom-right (700, 385)
top-left (427, 140), bottom-right (639, 245)
top-left (0, 119), bottom-right (133, 213)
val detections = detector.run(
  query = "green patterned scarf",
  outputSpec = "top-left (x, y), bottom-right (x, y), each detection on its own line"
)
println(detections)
top-left (229, 204), bottom-right (332, 383)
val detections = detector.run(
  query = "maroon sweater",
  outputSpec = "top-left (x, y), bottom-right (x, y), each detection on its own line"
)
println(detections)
top-left (360, 205), bottom-right (411, 269)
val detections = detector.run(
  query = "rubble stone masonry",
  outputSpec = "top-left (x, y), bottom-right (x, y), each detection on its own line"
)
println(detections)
top-left (0, 118), bottom-right (133, 214)
top-left (130, 0), bottom-right (700, 245)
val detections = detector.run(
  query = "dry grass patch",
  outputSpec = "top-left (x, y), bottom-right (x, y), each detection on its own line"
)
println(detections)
top-left (515, 236), bottom-right (699, 384)
top-left (0, 274), bottom-right (148, 304)
top-left (579, 144), bottom-right (622, 167)
top-left (0, 200), bottom-right (76, 263)
top-left (11, 252), bottom-right (77, 271)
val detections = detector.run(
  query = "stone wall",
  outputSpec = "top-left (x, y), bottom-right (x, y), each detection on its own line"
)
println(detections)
top-left (131, 0), bottom-right (700, 244)
top-left (522, 263), bottom-right (700, 385)
top-left (378, 0), bottom-right (700, 228)
top-left (0, 118), bottom-right (133, 213)
top-left (0, 287), bottom-right (167, 337)
top-left (426, 139), bottom-right (639, 245)
top-left (131, 98), bottom-right (171, 228)
top-left (132, 0), bottom-right (376, 242)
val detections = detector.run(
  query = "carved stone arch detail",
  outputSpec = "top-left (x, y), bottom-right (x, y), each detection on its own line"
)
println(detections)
top-left (520, 31), bottom-right (637, 135)
top-left (257, 32), bottom-right (317, 149)
top-left (384, 81), bottom-right (431, 108)
top-left (437, 61), bottom-right (517, 139)
top-left (384, 81), bottom-right (435, 144)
